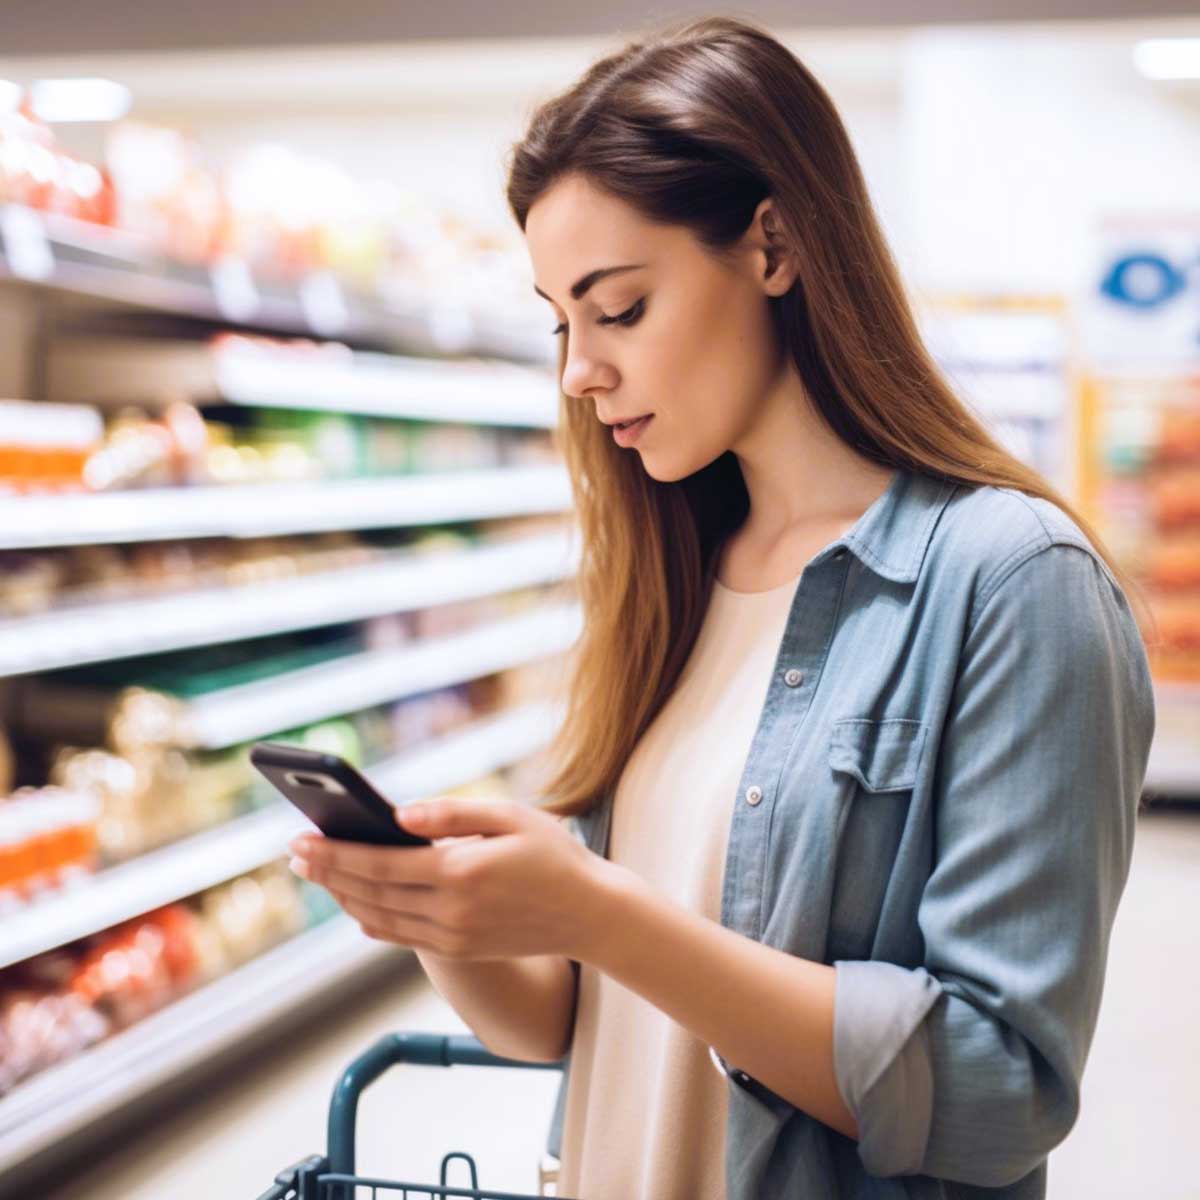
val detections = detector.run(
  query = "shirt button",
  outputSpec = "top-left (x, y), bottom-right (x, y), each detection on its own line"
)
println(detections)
top-left (783, 668), bottom-right (803, 687)
top-left (745, 785), bottom-right (763, 806)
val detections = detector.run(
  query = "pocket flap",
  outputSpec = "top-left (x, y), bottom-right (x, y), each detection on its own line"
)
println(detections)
top-left (829, 718), bottom-right (927, 793)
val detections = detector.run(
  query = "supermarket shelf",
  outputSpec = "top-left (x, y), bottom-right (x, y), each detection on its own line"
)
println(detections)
top-left (0, 528), bottom-right (580, 675)
top-left (0, 805), bottom-right (309, 971)
top-left (0, 203), bottom-right (553, 364)
top-left (45, 334), bottom-right (558, 425)
top-left (0, 914), bottom-right (402, 1178)
top-left (0, 463), bottom-right (572, 549)
top-left (370, 697), bottom-right (563, 802)
top-left (0, 696), bottom-right (563, 970)
top-left (179, 601), bottom-right (582, 748)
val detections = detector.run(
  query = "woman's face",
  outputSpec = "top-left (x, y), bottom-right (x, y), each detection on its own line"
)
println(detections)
top-left (525, 172), bottom-right (790, 483)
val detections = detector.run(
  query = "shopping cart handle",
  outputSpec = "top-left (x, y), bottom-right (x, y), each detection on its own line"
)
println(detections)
top-left (328, 1031), bottom-right (565, 1177)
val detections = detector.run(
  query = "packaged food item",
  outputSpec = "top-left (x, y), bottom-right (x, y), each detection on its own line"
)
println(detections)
top-left (194, 862), bottom-right (306, 967)
top-left (0, 985), bottom-right (110, 1097)
top-left (105, 121), bottom-right (229, 264)
top-left (0, 400), bottom-right (104, 494)
top-left (0, 787), bottom-right (101, 909)
top-left (47, 742), bottom-right (252, 863)
top-left (64, 904), bottom-right (201, 1030)
top-left (0, 100), bottom-right (116, 225)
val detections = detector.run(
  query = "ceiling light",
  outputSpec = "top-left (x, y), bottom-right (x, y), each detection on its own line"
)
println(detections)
top-left (29, 78), bottom-right (132, 123)
top-left (1133, 38), bottom-right (1200, 81)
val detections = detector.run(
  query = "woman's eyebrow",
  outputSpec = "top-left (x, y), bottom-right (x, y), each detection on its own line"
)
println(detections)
top-left (532, 263), bottom-right (647, 305)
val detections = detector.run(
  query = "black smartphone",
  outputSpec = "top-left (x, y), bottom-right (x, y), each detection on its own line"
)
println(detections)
top-left (250, 740), bottom-right (431, 847)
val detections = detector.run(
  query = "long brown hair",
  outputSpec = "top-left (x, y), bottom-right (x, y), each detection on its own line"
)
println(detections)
top-left (503, 14), bottom-right (1157, 819)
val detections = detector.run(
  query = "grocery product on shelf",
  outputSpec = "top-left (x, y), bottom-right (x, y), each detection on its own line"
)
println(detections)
top-left (0, 859), bottom-right (318, 1100)
top-left (6, 109), bottom-right (552, 346)
top-left (0, 787), bottom-right (101, 910)
top-left (0, 401), bottom-right (105, 493)
top-left (0, 98), bottom-right (117, 226)
top-left (1080, 369), bottom-right (1200, 683)
top-left (0, 391), bottom-right (555, 496)
top-left (105, 122), bottom-right (227, 265)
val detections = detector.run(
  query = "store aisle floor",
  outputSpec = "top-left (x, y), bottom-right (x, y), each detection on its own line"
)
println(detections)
top-left (35, 807), bottom-right (1200, 1200)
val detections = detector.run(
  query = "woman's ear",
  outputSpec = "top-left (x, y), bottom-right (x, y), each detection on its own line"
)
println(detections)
top-left (751, 198), bottom-right (799, 296)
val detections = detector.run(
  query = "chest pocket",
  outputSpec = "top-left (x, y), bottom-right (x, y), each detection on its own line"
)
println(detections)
top-left (825, 717), bottom-right (928, 961)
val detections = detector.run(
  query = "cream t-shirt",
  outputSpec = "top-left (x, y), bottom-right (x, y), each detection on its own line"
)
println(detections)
top-left (556, 569), bottom-right (802, 1200)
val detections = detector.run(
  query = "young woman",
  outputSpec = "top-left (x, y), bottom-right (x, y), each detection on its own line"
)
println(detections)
top-left (288, 16), bottom-right (1157, 1199)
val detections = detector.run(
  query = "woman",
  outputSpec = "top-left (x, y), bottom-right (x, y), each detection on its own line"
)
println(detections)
top-left (288, 15), bottom-right (1157, 1199)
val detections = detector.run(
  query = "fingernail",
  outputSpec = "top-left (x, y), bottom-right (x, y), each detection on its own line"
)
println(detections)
top-left (401, 804), bottom-right (428, 824)
top-left (288, 856), bottom-right (309, 878)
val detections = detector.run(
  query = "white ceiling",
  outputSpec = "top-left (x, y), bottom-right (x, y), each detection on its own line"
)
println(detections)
top-left (0, 0), bottom-right (1198, 54)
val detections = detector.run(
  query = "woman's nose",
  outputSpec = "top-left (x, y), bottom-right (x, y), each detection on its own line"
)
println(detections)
top-left (560, 340), bottom-right (616, 400)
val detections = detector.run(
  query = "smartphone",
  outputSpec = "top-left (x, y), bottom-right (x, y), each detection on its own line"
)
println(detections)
top-left (250, 741), bottom-right (431, 847)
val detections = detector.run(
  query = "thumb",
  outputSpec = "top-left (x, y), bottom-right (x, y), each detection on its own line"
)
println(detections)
top-left (395, 796), bottom-right (523, 839)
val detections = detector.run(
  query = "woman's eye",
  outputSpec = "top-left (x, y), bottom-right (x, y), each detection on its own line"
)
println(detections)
top-left (550, 297), bottom-right (645, 337)
top-left (599, 298), bottom-right (645, 327)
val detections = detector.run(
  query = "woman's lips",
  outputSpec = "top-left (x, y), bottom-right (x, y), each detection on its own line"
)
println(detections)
top-left (613, 414), bottom-right (653, 446)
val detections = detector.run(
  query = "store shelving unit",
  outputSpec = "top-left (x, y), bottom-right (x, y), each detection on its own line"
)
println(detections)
top-left (0, 529), bottom-right (579, 675)
top-left (0, 464), bottom-right (571, 548)
top-left (1, 696), bottom-right (566, 971)
top-left (0, 203), bottom-right (553, 364)
top-left (171, 602), bottom-right (581, 749)
top-left (0, 912), bottom-right (398, 1179)
top-left (1075, 366), bottom-right (1200, 801)
top-left (43, 332), bottom-right (560, 423)
top-left (0, 194), bottom-right (577, 1184)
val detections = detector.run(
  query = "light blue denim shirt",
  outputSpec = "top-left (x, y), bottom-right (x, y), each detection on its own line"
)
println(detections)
top-left (546, 466), bottom-right (1155, 1199)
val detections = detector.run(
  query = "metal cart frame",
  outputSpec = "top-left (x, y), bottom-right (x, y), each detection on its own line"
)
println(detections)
top-left (255, 1031), bottom-right (572, 1200)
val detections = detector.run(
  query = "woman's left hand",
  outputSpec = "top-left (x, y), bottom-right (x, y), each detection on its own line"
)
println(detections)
top-left (287, 796), bottom-right (612, 963)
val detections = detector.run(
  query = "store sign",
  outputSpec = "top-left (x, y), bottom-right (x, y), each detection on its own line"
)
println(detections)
top-left (1083, 222), bottom-right (1200, 367)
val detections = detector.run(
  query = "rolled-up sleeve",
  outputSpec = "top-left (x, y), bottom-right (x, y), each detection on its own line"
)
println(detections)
top-left (832, 541), bottom-right (1156, 1187)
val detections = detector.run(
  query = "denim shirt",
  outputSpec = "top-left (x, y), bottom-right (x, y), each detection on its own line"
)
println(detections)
top-left (545, 466), bottom-right (1155, 1199)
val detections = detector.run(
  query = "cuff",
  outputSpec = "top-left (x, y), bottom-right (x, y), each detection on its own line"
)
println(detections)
top-left (833, 958), bottom-right (942, 1176)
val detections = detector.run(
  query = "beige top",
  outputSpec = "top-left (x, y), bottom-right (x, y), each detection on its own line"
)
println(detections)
top-left (555, 570), bottom-right (803, 1200)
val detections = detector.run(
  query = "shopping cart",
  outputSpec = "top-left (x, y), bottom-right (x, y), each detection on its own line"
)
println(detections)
top-left (254, 1030), bottom-right (576, 1200)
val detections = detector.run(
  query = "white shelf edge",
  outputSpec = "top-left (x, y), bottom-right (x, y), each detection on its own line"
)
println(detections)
top-left (0, 464), bottom-right (572, 550)
top-left (181, 601), bottom-right (582, 748)
top-left (213, 344), bottom-right (557, 426)
top-left (0, 915), bottom-right (403, 1173)
top-left (0, 697), bottom-right (562, 969)
top-left (0, 529), bottom-right (581, 676)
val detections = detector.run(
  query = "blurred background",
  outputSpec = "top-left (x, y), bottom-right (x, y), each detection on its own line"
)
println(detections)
top-left (0, 3), bottom-right (1197, 1198)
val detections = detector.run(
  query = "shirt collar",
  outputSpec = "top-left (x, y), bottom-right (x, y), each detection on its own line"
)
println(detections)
top-left (818, 467), bottom-right (959, 584)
